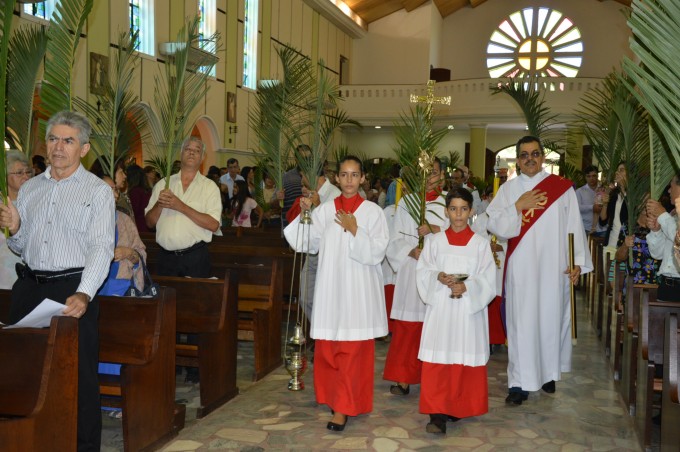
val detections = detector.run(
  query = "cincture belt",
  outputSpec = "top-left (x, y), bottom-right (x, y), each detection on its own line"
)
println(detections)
top-left (658, 274), bottom-right (680, 287)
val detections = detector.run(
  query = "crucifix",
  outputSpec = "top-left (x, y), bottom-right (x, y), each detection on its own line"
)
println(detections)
top-left (409, 80), bottom-right (451, 124)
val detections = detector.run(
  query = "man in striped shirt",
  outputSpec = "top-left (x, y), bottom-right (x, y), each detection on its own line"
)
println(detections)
top-left (0, 110), bottom-right (115, 451)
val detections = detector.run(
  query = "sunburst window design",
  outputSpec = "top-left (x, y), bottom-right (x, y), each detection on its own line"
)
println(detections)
top-left (487, 7), bottom-right (583, 79)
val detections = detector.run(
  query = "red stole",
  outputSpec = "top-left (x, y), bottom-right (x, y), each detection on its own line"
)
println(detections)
top-left (286, 197), bottom-right (302, 224)
top-left (504, 174), bottom-right (573, 261)
top-left (445, 226), bottom-right (474, 246)
top-left (334, 193), bottom-right (364, 213)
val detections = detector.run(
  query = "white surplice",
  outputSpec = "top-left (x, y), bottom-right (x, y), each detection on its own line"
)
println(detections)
top-left (485, 170), bottom-right (593, 391)
top-left (386, 193), bottom-right (448, 322)
top-left (284, 200), bottom-right (389, 340)
top-left (416, 231), bottom-right (496, 365)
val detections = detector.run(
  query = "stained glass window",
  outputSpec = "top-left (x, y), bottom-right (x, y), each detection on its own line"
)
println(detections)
top-left (129, 0), bottom-right (155, 56)
top-left (243, 0), bottom-right (259, 90)
top-left (487, 7), bottom-right (583, 80)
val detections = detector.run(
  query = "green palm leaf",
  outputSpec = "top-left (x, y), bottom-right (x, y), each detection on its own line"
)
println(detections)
top-left (0, 0), bottom-right (16, 216)
top-left (392, 104), bottom-right (449, 238)
top-left (73, 31), bottom-right (148, 179)
top-left (39, 0), bottom-right (93, 135)
top-left (622, 0), bottom-right (680, 198)
top-left (249, 44), bottom-right (313, 194)
top-left (147, 16), bottom-right (221, 187)
top-left (6, 23), bottom-right (47, 155)
top-left (492, 77), bottom-right (559, 140)
top-left (295, 60), bottom-right (359, 192)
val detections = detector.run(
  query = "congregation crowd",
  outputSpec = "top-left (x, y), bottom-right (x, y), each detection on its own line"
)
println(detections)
top-left (1, 110), bottom-right (680, 449)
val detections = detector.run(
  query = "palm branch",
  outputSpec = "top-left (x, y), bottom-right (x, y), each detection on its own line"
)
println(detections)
top-left (39, 0), bottom-right (94, 138)
top-left (0, 0), bottom-right (15, 221)
top-left (6, 23), bottom-right (47, 155)
top-left (249, 44), bottom-right (313, 197)
top-left (392, 104), bottom-right (449, 247)
top-left (73, 31), bottom-right (147, 179)
top-left (147, 16), bottom-right (220, 187)
top-left (622, 0), bottom-right (680, 199)
top-left (575, 73), bottom-right (628, 179)
top-left (492, 77), bottom-right (559, 140)
top-left (295, 60), bottom-right (360, 192)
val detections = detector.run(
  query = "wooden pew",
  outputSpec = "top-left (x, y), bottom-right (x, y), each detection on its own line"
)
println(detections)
top-left (235, 260), bottom-right (284, 381)
top-left (153, 270), bottom-right (239, 418)
top-left (0, 316), bottom-right (79, 452)
top-left (620, 281), bottom-right (652, 415)
top-left (611, 265), bottom-right (627, 380)
top-left (635, 294), bottom-right (680, 451)
top-left (661, 313), bottom-right (680, 452)
top-left (606, 261), bottom-right (625, 368)
top-left (98, 288), bottom-right (180, 452)
top-left (595, 245), bottom-right (609, 339)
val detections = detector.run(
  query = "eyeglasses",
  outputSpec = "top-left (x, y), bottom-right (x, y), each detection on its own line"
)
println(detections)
top-left (518, 150), bottom-right (543, 160)
top-left (8, 170), bottom-right (33, 177)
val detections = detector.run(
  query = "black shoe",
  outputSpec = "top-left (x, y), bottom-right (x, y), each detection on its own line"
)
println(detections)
top-left (326, 414), bottom-right (347, 432)
top-left (505, 392), bottom-right (528, 405)
top-left (447, 415), bottom-right (460, 422)
top-left (389, 383), bottom-right (410, 395)
top-left (541, 381), bottom-right (555, 394)
top-left (426, 414), bottom-right (447, 434)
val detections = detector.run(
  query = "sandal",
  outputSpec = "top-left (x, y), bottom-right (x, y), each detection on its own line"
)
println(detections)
top-left (107, 409), bottom-right (123, 420)
top-left (389, 383), bottom-right (410, 395)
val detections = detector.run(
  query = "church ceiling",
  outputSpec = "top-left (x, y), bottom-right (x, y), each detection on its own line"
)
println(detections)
top-left (343, 0), bottom-right (631, 24)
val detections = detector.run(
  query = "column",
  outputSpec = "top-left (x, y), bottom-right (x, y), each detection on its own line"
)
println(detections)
top-left (566, 126), bottom-right (584, 170)
top-left (469, 124), bottom-right (488, 180)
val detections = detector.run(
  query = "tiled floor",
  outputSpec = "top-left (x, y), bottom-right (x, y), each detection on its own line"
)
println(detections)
top-left (102, 294), bottom-right (644, 451)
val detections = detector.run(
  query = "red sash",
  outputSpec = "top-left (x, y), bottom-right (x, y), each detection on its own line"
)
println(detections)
top-left (334, 193), bottom-right (364, 213)
top-left (504, 174), bottom-right (573, 262)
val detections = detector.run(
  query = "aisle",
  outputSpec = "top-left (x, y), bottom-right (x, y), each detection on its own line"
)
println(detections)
top-left (106, 292), bottom-right (640, 451)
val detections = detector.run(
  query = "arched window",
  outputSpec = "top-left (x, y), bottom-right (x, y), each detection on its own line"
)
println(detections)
top-left (130, 0), bottom-right (155, 56)
top-left (487, 7), bottom-right (583, 80)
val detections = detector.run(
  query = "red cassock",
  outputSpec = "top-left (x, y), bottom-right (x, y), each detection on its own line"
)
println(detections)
top-left (314, 340), bottom-right (375, 416)
top-left (382, 320), bottom-right (423, 384)
top-left (419, 363), bottom-right (488, 417)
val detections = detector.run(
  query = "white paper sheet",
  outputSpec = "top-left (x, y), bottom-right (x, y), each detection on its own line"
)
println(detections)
top-left (2, 298), bottom-right (65, 329)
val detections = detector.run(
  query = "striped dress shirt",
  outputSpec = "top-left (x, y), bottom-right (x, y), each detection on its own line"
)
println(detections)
top-left (8, 164), bottom-right (116, 299)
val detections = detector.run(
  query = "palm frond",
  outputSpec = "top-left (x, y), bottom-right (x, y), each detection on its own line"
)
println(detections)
top-left (249, 44), bottom-right (314, 192)
top-left (6, 23), bottom-right (47, 155)
top-left (296, 60), bottom-right (359, 192)
top-left (622, 0), bottom-right (680, 195)
top-left (39, 0), bottom-right (94, 138)
top-left (492, 77), bottom-right (559, 139)
top-left (73, 31), bottom-right (147, 179)
top-left (0, 0), bottom-right (16, 211)
top-left (392, 104), bottom-right (449, 232)
top-left (649, 123), bottom-right (675, 200)
top-left (148, 16), bottom-right (221, 186)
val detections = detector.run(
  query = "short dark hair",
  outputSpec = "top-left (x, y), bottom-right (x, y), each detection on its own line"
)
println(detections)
top-left (337, 155), bottom-right (364, 174)
top-left (583, 165), bottom-right (599, 175)
top-left (445, 186), bottom-right (473, 209)
top-left (515, 135), bottom-right (544, 158)
top-left (227, 158), bottom-right (239, 166)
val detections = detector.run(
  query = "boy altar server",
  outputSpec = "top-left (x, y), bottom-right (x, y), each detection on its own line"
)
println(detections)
top-left (284, 155), bottom-right (389, 432)
top-left (416, 187), bottom-right (496, 434)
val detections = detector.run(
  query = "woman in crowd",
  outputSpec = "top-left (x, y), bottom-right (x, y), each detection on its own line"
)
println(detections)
top-left (229, 179), bottom-right (263, 228)
top-left (1, 151), bottom-right (32, 289)
top-left (126, 164), bottom-right (152, 233)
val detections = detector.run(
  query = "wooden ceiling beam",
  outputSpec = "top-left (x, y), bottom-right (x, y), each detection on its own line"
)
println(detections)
top-left (401, 0), bottom-right (429, 12)
top-left (433, 0), bottom-right (469, 18)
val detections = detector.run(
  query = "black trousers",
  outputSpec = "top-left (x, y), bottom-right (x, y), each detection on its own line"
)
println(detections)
top-left (157, 243), bottom-right (211, 277)
top-left (658, 277), bottom-right (680, 302)
top-left (10, 276), bottom-right (101, 452)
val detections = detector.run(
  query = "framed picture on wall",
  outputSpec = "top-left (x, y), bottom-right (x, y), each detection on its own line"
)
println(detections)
top-left (227, 91), bottom-right (236, 123)
top-left (89, 52), bottom-right (109, 96)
